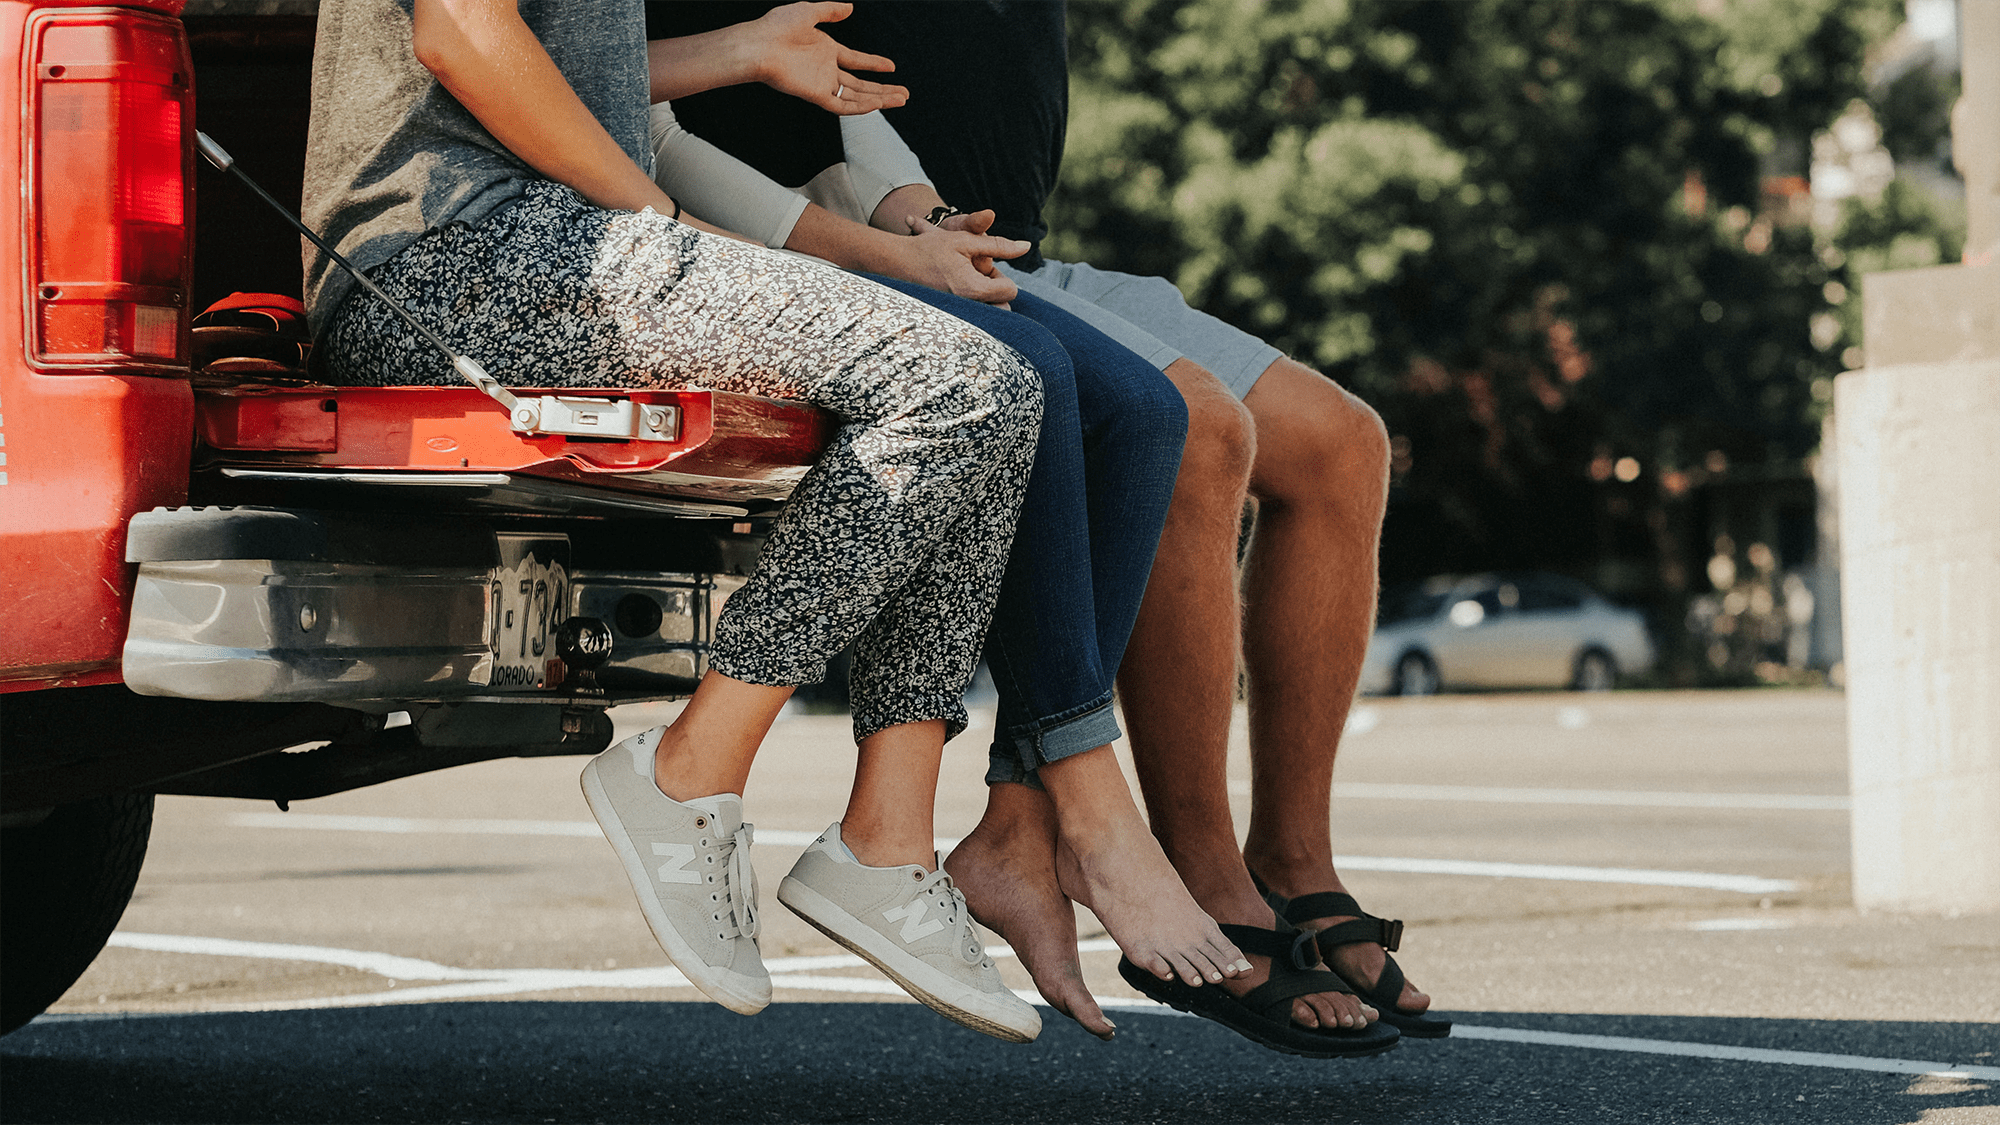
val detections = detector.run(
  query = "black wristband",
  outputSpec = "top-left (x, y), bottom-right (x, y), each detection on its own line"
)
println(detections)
top-left (925, 204), bottom-right (962, 227)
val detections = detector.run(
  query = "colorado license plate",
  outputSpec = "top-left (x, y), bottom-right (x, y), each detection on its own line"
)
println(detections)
top-left (486, 534), bottom-right (571, 690)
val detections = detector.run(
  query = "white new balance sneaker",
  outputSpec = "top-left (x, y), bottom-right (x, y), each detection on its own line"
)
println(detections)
top-left (580, 728), bottom-right (770, 1015)
top-left (777, 823), bottom-right (1040, 1043)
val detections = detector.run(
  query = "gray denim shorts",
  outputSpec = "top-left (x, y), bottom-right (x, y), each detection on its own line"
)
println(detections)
top-left (1001, 258), bottom-right (1283, 401)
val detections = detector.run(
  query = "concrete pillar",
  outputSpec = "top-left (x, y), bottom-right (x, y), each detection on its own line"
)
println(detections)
top-left (1955, 0), bottom-right (1999, 263)
top-left (1836, 2), bottom-right (2000, 913)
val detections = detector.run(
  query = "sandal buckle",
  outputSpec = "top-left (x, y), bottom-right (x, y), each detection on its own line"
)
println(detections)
top-left (1287, 927), bottom-right (1320, 970)
top-left (1380, 917), bottom-right (1404, 953)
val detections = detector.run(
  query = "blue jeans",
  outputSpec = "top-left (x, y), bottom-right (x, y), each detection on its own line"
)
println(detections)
top-left (860, 276), bottom-right (1188, 785)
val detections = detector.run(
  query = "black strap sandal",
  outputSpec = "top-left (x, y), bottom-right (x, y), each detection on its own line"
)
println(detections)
top-left (1252, 879), bottom-right (1453, 1039)
top-left (1116, 919), bottom-right (1400, 1059)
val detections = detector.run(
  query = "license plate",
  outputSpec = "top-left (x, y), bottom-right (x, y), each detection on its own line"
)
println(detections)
top-left (486, 536), bottom-right (570, 690)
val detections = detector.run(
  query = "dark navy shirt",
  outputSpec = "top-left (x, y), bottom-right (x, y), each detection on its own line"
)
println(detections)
top-left (836, 2), bottom-right (1069, 269)
top-left (646, 1), bottom-right (1068, 270)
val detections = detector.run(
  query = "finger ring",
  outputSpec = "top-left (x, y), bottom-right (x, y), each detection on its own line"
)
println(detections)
top-left (834, 84), bottom-right (844, 99)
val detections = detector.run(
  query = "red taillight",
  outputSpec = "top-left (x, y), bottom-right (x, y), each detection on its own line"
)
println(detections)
top-left (26, 10), bottom-right (194, 369)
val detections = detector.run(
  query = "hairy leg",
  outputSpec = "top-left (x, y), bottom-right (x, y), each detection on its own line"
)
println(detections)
top-left (1117, 359), bottom-right (1370, 1029)
top-left (1235, 358), bottom-right (1428, 1016)
top-left (945, 784), bottom-right (1116, 1039)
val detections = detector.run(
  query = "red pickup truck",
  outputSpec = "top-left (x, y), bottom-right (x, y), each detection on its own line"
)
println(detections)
top-left (0, 0), bottom-right (831, 1033)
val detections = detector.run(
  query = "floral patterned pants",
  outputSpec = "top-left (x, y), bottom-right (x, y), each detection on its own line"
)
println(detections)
top-left (321, 182), bottom-right (1042, 741)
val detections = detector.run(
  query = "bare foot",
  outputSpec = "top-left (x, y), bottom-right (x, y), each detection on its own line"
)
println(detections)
top-left (1040, 748), bottom-right (1249, 987)
top-left (945, 793), bottom-right (1116, 1040)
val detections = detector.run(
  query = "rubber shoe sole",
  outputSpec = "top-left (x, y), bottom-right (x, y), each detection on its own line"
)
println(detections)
top-left (777, 875), bottom-right (1040, 1043)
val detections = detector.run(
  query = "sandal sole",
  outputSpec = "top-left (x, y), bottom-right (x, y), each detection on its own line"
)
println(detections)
top-left (1117, 958), bottom-right (1400, 1059)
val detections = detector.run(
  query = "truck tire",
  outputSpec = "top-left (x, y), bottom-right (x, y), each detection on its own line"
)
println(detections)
top-left (0, 793), bottom-right (154, 1035)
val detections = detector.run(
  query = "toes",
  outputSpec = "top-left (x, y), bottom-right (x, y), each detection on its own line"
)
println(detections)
top-left (1401, 982), bottom-right (1432, 1014)
top-left (1305, 992), bottom-right (1351, 1029)
top-left (1167, 951), bottom-right (1209, 987)
top-left (1043, 962), bottom-right (1115, 1040)
top-left (1295, 991), bottom-right (1370, 1029)
top-left (1196, 954), bottom-right (1226, 984)
top-left (1204, 932), bottom-right (1249, 977)
top-left (1183, 937), bottom-right (1247, 985)
top-left (1075, 1004), bottom-right (1117, 1041)
top-left (1060, 990), bottom-right (1118, 1041)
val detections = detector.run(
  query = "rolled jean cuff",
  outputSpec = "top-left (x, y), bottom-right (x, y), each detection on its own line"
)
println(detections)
top-left (852, 693), bottom-right (972, 746)
top-left (982, 697), bottom-right (1123, 788)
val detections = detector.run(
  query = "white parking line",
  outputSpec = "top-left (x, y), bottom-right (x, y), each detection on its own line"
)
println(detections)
top-left (223, 814), bottom-right (960, 852)
top-left (223, 813), bottom-right (1795, 893)
top-left (109, 932), bottom-right (493, 981)
top-left (1452, 1025), bottom-right (2000, 1080)
top-left (100, 932), bottom-right (1115, 1011)
top-left (227, 813), bottom-right (603, 837)
top-left (1686, 918), bottom-right (1795, 932)
top-left (83, 932), bottom-right (2000, 1081)
top-left (1227, 781), bottom-right (1850, 811)
top-left (1331, 856), bottom-right (1799, 895)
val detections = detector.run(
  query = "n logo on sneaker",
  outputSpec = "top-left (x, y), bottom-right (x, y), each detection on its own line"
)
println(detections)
top-left (883, 900), bottom-right (945, 943)
top-left (651, 841), bottom-right (700, 884)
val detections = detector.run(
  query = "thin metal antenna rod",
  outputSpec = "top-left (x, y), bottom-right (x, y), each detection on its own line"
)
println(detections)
top-left (195, 131), bottom-right (516, 410)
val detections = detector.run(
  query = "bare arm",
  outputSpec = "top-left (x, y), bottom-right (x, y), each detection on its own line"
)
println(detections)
top-left (646, 2), bottom-right (906, 113)
top-left (868, 183), bottom-right (1015, 286)
top-left (831, 115), bottom-right (1022, 294)
top-left (410, 0), bottom-right (748, 238)
top-left (647, 103), bottom-right (1027, 301)
top-left (784, 203), bottom-right (1026, 304)
top-left (870, 182), bottom-right (949, 234)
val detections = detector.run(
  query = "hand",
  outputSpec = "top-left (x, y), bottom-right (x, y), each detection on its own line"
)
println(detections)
top-left (751, 2), bottom-right (908, 115)
top-left (935, 208), bottom-right (996, 236)
top-left (912, 209), bottom-right (1016, 291)
top-left (890, 219), bottom-right (1029, 305)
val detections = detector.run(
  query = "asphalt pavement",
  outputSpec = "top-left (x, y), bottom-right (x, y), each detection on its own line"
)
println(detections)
top-left (5, 689), bottom-right (1996, 1123)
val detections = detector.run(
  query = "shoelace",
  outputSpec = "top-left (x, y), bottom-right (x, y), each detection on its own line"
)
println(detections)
top-left (720, 821), bottom-right (758, 941)
top-left (913, 867), bottom-right (988, 967)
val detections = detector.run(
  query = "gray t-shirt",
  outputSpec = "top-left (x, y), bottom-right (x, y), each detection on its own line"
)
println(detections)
top-left (301, 0), bottom-right (650, 336)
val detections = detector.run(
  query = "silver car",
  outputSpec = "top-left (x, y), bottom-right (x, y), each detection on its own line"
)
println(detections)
top-left (1361, 573), bottom-right (1655, 695)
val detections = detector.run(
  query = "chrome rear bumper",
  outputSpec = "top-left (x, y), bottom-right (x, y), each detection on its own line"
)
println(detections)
top-left (120, 507), bottom-right (740, 703)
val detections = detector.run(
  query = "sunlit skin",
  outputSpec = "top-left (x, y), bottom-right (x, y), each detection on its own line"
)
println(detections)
top-left (649, 673), bottom-right (950, 874)
top-left (1123, 355), bottom-right (1431, 1025)
top-left (411, 0), bottom-right (897, 240)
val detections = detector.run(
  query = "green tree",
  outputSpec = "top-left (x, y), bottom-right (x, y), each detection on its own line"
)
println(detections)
top-left (1050, 0), bottom-right (1899, 629)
